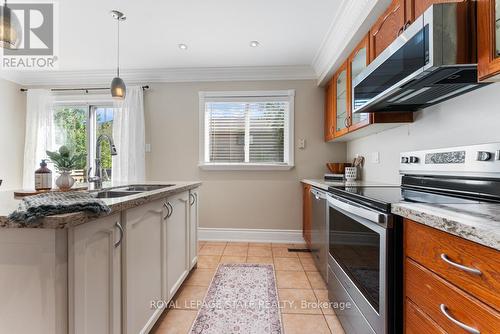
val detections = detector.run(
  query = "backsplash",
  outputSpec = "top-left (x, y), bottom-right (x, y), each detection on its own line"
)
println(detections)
top-left (347, 83), bottom-right (500, 184)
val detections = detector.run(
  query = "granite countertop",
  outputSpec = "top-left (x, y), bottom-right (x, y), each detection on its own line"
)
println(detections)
top-left (0, 181), bottom-right (201, 229)
top-left (301, 178), bottom-right (398, 191)
top-left (392, 202), bottom-right (500, 251)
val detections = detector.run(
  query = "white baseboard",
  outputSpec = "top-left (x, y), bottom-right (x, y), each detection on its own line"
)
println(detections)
top-left (198, 227), bottom-right (305, 244)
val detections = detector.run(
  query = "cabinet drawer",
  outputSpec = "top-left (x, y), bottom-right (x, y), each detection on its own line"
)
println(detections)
top-left (405, 298), bottom-right (446, 334)
top-left (404, 219), bottom-right (500, 310)
top-left (405, 259), bottom-right (500, 334)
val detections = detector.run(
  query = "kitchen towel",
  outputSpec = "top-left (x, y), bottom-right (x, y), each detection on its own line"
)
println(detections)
top-left (9, 191), bottom-right (111, 224)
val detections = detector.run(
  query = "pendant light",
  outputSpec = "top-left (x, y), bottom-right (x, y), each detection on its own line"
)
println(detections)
top-left (110, 10), bottom-right (126, 100)
top-left (0, 0), bottom-right (22, 49)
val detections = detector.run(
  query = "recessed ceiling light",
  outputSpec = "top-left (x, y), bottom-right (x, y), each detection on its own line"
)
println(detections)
top-left (249, 40), bottom-right (260, 48)
top-left (178, 43), bottom-right (188, 50)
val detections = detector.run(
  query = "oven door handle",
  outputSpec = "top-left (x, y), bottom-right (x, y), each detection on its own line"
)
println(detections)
top-left (326, 193), bottom-right (390, 226)
top-left (310, 188), bottom-right (326, 200)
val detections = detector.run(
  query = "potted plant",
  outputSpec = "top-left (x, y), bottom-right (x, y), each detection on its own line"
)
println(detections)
top-left (46, 146), bottom-right (85, 191)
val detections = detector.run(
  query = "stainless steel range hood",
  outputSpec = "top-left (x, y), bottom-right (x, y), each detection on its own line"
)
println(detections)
top-left (353, 2), bottom-right (488, 114)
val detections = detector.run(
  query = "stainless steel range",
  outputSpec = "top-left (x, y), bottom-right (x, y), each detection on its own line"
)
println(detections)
top-left (326, 143), bottom-right (500, 334)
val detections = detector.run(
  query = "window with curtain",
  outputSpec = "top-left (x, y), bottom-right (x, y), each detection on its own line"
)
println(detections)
top-left (199, 90), bottom-right (294, 170)
top-left (53, 105), bottom-right (117, 182)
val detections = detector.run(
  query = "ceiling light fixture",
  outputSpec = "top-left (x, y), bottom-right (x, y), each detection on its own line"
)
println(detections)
top-left (0, 0), bottom-right (22, 49)
top-left (110, 10), bottom-right (126, 100)
top-left (178, 43), bottom-right (188, 50)
top-left (249, 40), bottom-right (260, 48)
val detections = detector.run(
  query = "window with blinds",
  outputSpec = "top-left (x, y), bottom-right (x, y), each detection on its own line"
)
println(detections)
top-left (200, 91), bottom-right (294, 170)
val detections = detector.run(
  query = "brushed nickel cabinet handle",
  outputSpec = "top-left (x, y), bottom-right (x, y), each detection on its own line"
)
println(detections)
top-left (190, 193), bottom-right (196, 206)
top-left (344, 117), bottom-right (349, 128)
top-left (167, 202), bottom-right (173, 218)
top-left (440, 254), bottom-right (482, 275)
top-left (440, 304), bottom-right (480, 334)
top-left (163, 202), bottom-right (170, 220)
top-left (114, 222), bottom-right (124, 248)
top-left (397, 26), bottom-right (404, 36)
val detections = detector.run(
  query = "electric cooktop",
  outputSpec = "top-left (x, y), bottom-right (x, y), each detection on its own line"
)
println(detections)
top-left (328, 185), bottom-right (499, 213)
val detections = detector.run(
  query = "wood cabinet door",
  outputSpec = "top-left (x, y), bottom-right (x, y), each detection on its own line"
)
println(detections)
top-left (405, 299), bottom-right (447, 334)
top-left (123, 199), bottom-right (165, 334)
top-left (302, 183), bottom-right (312, 247)
top-left (406, 0), bottom-right (463, 22)
top-left (348, 35), bottom-right (372, 132)
top-left (405, 259), bottom-right (500, 334)
top-left (324, 79), bottom-right (335, 141)
top-left (70, 214), bottom-right (122, 334)
top-left (370, 0), bottom-right (406, 61)
top-left (333, 61), bottom-right (350, 138)
top-left (165, 191), bottom-right (190, 299)
top-left (478, 0), bottom-right (500, 80)
top-left (188, 189), bottom-right (199, 270)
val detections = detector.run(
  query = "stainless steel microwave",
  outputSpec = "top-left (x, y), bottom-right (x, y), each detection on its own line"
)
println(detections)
top-left (352, 2), bottom-right (487, 114)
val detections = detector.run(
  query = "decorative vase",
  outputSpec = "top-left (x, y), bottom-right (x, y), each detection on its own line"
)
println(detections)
top-left (56, 170), bottom-right (75, 191)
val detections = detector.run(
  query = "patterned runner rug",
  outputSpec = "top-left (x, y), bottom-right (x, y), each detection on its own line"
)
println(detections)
top-left (189, 264), bottom-right (282, 334)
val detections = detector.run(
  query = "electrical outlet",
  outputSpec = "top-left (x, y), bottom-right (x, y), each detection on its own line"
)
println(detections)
top-left (371, 152), bottom-right (380, 164)
top-left (298, 139), bottom-right (306, 149)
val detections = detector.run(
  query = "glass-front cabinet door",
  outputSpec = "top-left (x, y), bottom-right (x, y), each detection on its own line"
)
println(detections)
top-left (334, 62), bottom-right (349, 137)
top-left (478, 0), bottom-right (500, 80)
top-left (348, 36), bottom-right (371, 131)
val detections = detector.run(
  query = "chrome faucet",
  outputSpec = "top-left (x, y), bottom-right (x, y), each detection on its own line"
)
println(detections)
top-left (88, 134), bottom-right (118, 188)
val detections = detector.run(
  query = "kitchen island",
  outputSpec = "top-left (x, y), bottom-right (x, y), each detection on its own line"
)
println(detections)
top-left (0, 181), bottom-right (201, 334)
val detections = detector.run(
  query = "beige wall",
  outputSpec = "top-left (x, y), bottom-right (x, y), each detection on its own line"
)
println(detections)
top-left (347, 83), bottom-right (500, 184)
top-left (145, 80), bottom-right (345, 230)
top-left (0, 78), bottom-right (26, 190)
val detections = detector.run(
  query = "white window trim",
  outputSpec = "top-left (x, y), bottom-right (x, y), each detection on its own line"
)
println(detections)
top-left (198, 90), bottom-right (295, 171)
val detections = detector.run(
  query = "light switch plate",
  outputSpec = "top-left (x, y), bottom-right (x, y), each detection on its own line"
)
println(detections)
top-left (145, 143), bottom-right (151, 152)
top-left (371, 152), bottom-right (380, 164)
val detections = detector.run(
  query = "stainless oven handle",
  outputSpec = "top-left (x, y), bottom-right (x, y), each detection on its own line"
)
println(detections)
top-left (326, 193), bottom-right (388, 225)
top-left (310, 188), bottom-right (326, 200)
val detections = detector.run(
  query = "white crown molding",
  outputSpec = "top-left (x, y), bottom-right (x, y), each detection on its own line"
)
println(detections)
top-left (0, 65), bottom-right (316, 87)
top-left (312, 0), bottom-right (391, 86)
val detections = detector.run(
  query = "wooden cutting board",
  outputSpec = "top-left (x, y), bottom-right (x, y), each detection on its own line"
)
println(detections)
top-left (14, 186), bottom-right (88, 198)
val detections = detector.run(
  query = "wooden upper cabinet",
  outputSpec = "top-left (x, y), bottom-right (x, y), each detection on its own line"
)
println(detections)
top-left (370, 0), bottom-right (406, 61)
top-left (324, 78), bottom-right (335, 141)
top-left (406, 0), bottom-right (462, 22)
top-left (333, 61), bottom-right (350, 138)
top-left (348, 35), bottom-right (371, 132)
top-left (478, 0), bottom-right (500, 81)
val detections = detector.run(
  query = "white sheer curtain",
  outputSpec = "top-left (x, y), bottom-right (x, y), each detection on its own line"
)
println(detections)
top-left (22, 89), bottom-right (55, 189)
top-left (112, 86), bottom-right (146, 183)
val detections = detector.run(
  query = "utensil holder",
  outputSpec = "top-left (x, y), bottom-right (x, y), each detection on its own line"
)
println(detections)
top-left (345, 167), bottom-right (358, 181)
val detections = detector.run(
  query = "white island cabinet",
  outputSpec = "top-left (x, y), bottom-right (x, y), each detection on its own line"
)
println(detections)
top-left (122, 198), bottom-right (167, 334)
top-left (189, 188), bottom-right (199, 270)
top-left (69, 213), bottom-right (122, 334)
top-left (165, 191), bottom-right (190, 299)
top-left (0, 183), bottom-right (200, 334)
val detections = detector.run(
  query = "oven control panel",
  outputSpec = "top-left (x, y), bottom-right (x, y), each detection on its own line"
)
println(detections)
top-left (399, 143), bottom-right (500, 176)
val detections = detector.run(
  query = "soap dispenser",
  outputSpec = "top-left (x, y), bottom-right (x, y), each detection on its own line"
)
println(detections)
top-left (35, 159), bottom-right (52, 191)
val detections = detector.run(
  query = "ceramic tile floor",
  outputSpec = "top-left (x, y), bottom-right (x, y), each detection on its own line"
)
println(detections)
top-left (151, 241), bottom-right (345, 334)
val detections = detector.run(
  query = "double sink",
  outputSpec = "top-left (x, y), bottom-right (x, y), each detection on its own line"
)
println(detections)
top-left (93, 184), bottom-right (175, 199)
